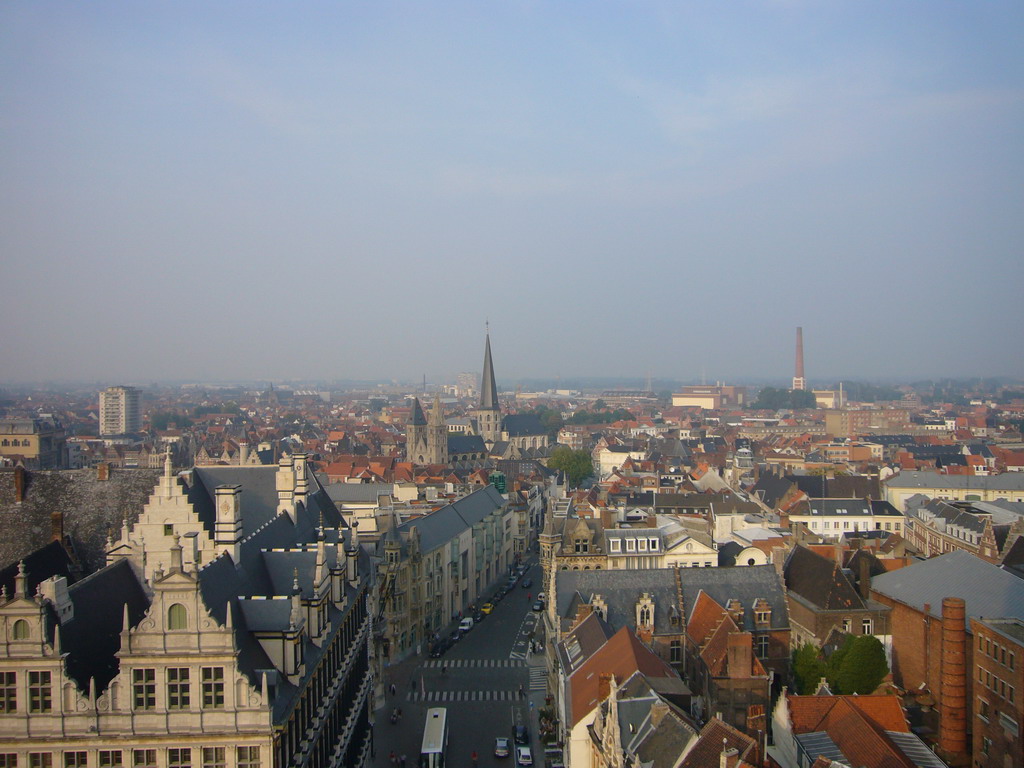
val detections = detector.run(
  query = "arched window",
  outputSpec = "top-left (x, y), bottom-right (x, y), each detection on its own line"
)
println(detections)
top-left (168, 603), bottom-right (187, 630)
top-left (12, 619), bottom-right (29, 639)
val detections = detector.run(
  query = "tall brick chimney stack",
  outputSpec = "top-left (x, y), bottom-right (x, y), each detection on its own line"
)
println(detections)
top-left (938, 597), bottom-right (967, 758)
top-left (792, 327), bottom-right (806, 391)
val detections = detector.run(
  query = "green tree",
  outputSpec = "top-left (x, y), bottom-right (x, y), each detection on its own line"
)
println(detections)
top-left (828, 635), bottom-right (889, 695)
top-left (547, 446), bottom-right (594, 486)
top-left (792, 643), bottom-right (827, 695)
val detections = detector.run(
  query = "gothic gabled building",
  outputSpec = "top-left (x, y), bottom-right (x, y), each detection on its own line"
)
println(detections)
top-left (0, 452), bottom-right (373, 768)
top-left (405, 396), bottom-right (449, 466)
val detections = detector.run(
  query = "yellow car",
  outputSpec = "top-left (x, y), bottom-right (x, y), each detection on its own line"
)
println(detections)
top-left (480, 602), bottom-right (495, 614)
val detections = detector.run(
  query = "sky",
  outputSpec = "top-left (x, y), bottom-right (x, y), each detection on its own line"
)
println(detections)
top-left (2, 1), bottom-right (1022, 387)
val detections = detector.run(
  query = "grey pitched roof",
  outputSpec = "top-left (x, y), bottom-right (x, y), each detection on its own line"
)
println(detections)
top-left (319, 481), bottom-right (393, 504)
top-left (59, 558), bottom-right (151, 693)
top-left (885, 470), bottom-right (1024, 491)
top-left (410, 398), bottom-right (428, 427)
top-left (396, 485), bottom-right (505, 555)
top-left (870, 549), bottom-right (1024, 625)
top-left (449, 434), bottom-right (487, 455)
top-left (502, 414), bottom-right (545, 437)
top-left (678, 565), bottom-right (789, 631)
top-left (556, 568), bottom-right (679, 636)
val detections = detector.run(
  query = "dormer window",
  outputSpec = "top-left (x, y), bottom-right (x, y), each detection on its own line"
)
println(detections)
top-left (626, 539), bottom-right (636, 552)
top-left (574, 539), bottom-right (589, 553)
top-left (610, 539), bottom-right (621, 553)
top-left (649, 538), bottom-right (659, 551)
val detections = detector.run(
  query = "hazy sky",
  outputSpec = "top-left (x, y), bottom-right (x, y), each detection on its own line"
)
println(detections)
top-left (2, 2), bottom-right (1022, 386)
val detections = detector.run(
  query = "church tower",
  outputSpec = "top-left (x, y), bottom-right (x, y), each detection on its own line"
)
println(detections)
top-left (471, 330), bottom-right (502, 446)
top-left (426, 394), bottom-right (449, 465)
top-left (406, 396), bottom-right (448, 465)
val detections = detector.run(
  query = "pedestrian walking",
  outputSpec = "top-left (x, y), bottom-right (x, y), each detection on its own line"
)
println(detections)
top-left (400, 756), bottom-right (406, 768)
top-left (519, 684), bottom-right (524, 698)
top-left (389, 683), bottom-right (396, 697)
top-left (389, 751), bottom-right (396, 767)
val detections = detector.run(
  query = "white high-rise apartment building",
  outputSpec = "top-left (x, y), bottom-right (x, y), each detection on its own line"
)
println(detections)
top-left (100, 385), bottom-right (141, 435)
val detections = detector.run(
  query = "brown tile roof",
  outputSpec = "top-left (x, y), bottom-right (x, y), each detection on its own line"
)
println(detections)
top-left (686, 589), bottom-right (726, 646)
top-left (786, 693), bottom-right (914, 768)
top-left (679, 717), bottom-right (757, 768)
top-left (568, 626), bottom-right (677, 727)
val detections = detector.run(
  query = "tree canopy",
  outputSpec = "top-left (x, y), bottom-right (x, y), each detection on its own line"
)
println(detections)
top-left (792, 643), bottom-right (827, 695)
top-left (547, 446), bottom-right (594, 486)
top-left (827, 634), bottom-right (889, 695)
top-left (751, 387), bottom-right (817, 410)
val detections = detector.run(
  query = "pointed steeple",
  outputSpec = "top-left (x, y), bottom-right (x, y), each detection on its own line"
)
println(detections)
top-left (410, 398), bottom-right (428, 427)
top-left (480, 329), bottom-right (498, 411)
top-left (429, 394), bottom-right (444, 427)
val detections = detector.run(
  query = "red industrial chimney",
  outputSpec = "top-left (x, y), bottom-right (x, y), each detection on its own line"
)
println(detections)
top-left (792, 326), bottom-right (806, 391)
top-left (938, 597), bottom-right (967, 758)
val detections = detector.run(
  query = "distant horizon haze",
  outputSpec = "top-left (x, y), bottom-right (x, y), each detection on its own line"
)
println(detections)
top-left (2, 2), bottom-right (1022, 382)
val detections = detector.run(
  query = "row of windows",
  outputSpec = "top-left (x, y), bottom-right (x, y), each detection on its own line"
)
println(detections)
top-left (608, 538), bottom-right (660, 554)
top-left (808, 519), bottom-right (901, 532)
top-left (977, 666), bottom-right (1016, 704)
top-left (978, 634), bottom-right (1016, 671)
top-left (133, 667), bottom-right (224, 710)
top-left (0, 671), bottom-right (52, 714)
top-left (0, 748), bottom-right (258, 768)
top-left (0, 667), bottom-right (227, 715)
top-left (0, 439), bottom-right (32, 447)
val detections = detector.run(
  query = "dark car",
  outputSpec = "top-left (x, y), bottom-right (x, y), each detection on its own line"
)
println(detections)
top-left (521, 578), bottom-right (532, 589)
top-left (532, 600), bottom-right (544, 612)
top-left (429, 639), bottom-right (450, 658)
top-left (513, 724), bottom-right (529, 745)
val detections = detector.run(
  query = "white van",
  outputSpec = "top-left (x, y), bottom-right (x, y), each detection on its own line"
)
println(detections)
top-left (458, 617), bottom-right (474, 633)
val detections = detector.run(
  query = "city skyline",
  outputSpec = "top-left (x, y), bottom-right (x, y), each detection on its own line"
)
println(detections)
top-left (2, 2), bottom-right (1022, 383)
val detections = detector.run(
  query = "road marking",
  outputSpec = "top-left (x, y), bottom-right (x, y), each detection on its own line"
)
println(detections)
top-left (529, 667), bottom-right (546, 690)
top-left (406, 690), bottom-right (519, 702)
top-left (422, 659), bottom-right (524, 669)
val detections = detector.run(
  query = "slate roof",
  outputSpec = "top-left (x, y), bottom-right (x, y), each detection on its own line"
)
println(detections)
top-left (56, 558), bottom-right (151, 693)
top-left (870, 549), bottom-right (1024, 625)
top-left (885, 470), bottom-right (1024, 491)
top-left (785, 546), bottom-right (865, 611)
top-left (793, 475), bottom-right (881, 500)
top-left (556, 564), bottom-right (789, 635)
top-left (0, 467), bottom-right (160, 570)
top-left (319, 481), bottom-right (394, 504)
top-left (448, 434), bottom-right (488, 455)
top-left (501, 413), bottom-right (546, 437)
top-left (0, 539), bottom-right (76, 597)
top-left (395, 485), bottom-right (505, 555)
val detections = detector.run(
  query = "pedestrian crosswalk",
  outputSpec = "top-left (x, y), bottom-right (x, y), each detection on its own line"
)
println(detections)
top-left (529, 666), bottom-right (546, 690)
top-left (406, 689), bottom-right (526, 702)
top-left (421, 659), bottom-right (525, 669)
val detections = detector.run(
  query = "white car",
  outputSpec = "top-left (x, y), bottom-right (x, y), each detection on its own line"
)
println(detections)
top-left (458, 617), bottom-right (474, 632)
top-left (515, 746), bottom-right (533, 766)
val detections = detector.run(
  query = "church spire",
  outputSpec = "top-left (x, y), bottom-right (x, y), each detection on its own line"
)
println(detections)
top-left (480, 329), bottom-right (498, 411)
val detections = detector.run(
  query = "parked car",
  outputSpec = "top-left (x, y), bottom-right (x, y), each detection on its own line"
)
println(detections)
top-left (494, 737), bottom-right (511, 758)
top-left (515, 746), bottom-right (533, 766)
top-left (481, 602), bottom-right (495, 614)
top-left (513, 724), bottom-right (528, 745)
top-left (521, 578), bottom-right (532, 589)
top-left (532, 600), bottom-right (544, 612)
top-left (459, 617), bottom-right (474, 633)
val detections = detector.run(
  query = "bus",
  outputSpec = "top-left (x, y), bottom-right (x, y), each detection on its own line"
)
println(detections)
top-left (420, 707), bottom-right (448, 768)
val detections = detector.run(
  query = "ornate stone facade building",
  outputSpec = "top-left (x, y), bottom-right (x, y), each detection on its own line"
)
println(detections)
top-left (0, 453), bottom-right (373, 768)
